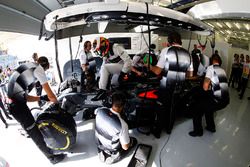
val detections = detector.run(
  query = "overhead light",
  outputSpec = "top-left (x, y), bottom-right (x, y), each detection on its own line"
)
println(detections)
top-left (225, 22), bottom-right (232, 29)
top-left (121, 15), bottom-right (127, 19)
top-left (216, 22), bottom-right (223, 28)
top-left (244, 24), bottom-right (250, 30)
top-left (187, 26), bottom-right (192, 29)
top-left (98, 21), bottom-right (108, 33)
top-left (167, 20), bottom-right (172, 24)
top-left (93, 15), bottom-right (101, 20)
top-left (234, 22), bottom-right (241, 29)
top-left (206, 22), bottom-right (214, 28)
top-left (149, 21), bottom-right (156, 25)
top-left (178, 23), bottom-right (182, 26)
top-left (226, 30), bottom-right (232, 34)
top-left (220, 31), bottom-right (225, 34)
top-left (101, 15), bottom-right (109, 19)
top-left (154, 18), bottom-right (159, 21)
top-left (138, 16), bottom-right (144, 19)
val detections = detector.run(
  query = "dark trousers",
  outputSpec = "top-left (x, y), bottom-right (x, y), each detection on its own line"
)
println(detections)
top-left (35, 82), bottom-right (43, 106)
top-left (239, 77), bottom-right (249, 98)
top-left (0, 98), bottom-right (9, 125)
top-left (158, 87), bottom-right (175, 134)
top-left (0, 109), bottom-right (7, 125)
top-left (35, 82), bottom-right (42, 96)
top-left (237, 70), bottom-right (243, 90)
top-left (81, 70), bottom-right (96, 91)
top-left (97, 137), bottom-right (136, 164)
top-left (9, 101), bottom-right (53, 158)
top-left (228, 68), bottom-right (238, 88)
top-left (191, 94), bottom-right (217, 133)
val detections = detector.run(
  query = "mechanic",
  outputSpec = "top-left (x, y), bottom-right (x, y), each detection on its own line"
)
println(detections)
top-left (147, 31), bottom-right (193, 135)
top-left (189, 53), bottom-right (229, 137)
top-left (32, 53), bottom-right (43, 106)
top-left (7, 56), bottom-right (66, 164)
top-left (131, 44), bottom-right (158, 78)
top-left (191, 44), bottom-right (201, 76)
top-left (95, 91), bottom-right (137, 164)
top-left (91, 37), bottom-right (132, 101)
top-left (79, 40), bottom-right (96, 92)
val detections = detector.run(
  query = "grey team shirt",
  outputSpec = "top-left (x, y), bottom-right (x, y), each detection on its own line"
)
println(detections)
top-left (7, 63), bottom-right (47, 101)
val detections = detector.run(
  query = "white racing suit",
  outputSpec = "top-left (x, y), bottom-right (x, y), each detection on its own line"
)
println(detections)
top-left (99, 44), bottom-right (132, 90)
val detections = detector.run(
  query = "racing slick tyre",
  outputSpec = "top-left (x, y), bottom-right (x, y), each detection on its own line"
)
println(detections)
top-left (36, 108), bottom-right (77, 153)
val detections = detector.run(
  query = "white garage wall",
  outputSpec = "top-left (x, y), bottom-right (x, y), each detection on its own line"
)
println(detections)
top-left (2, 32), bottom-right (249, 82)
top-left (182, 34), bottom-right (249, 77)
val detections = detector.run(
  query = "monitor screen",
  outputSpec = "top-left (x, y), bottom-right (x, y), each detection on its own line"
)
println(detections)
top-left (108, 37), bottom-right (131, 49)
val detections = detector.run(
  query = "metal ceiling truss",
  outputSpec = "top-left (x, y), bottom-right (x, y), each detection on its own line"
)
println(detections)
top-left (205, 18), bottom-right (250, 43)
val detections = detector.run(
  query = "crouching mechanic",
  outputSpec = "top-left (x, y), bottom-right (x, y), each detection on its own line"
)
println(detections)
top-left (95, 92), bottom-right (137, 164)
top-left (7, 56), bottom-right (66, 164)
top-left (91, 37), bottom-right (132, 101)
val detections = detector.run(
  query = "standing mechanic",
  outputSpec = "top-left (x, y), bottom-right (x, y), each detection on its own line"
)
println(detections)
top-left (91, 37), bottom-right (132, 101)
top-left (7, 56), bottom-right (66, 164)
top-left (147, 31), bottom-right (193, 135)
top-left (189, 53), bottom-right (229, 137)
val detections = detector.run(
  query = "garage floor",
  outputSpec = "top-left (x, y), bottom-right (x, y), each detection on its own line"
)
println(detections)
top-left (0, 87), bottom-right (250, 167)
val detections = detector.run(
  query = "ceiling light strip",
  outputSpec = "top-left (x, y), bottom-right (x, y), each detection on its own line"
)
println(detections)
top-left (216, 22), bottom-right (223, 28)
top-left (234, 22), bottom-right (241, 30)
top-left (225, 22), bottom-right (232, 29)
top-left (244, 24), bottom-right (250, 30)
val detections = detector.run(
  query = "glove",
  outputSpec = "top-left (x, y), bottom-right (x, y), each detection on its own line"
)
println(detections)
top-left (119, 71), bottom-right (129, 80)
top-left (40, 95), bottom-right (50, 101)
top-left (118, 71), bottom-right (129, 84)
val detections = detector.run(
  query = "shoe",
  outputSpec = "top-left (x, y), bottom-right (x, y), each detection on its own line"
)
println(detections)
top-left (91, 89), bottom-right (106, 101)
top-left (5, 123), bottom-right (8, 128)
top-left (105, 156), bottom-right (115, 165)
top-left (189, 131), bottom-right (203, 137)
top-left (82, 108), bottom-right (95, 121)
top-left (248, 97), bottom-right (250, 100)
top-left (105, 152), bottom-right (120, 165)
top-left (152, 127), bottom-right (161, 139)
top-left (130, 137), bottom-right (137, 148)
top-left (98, 151), bottom-right (106, 163)
top-left (6, 116), bottom-right (13, 120)
top-left (19, 128), bottom-right (30, 138)
top-left (49, 154), bottom-right (66, 164)
top-left (205, 127), bottom-right (216, 133)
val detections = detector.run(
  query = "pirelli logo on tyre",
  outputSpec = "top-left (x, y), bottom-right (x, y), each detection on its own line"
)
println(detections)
top-left (52, 122), bottom-right (68, 135)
